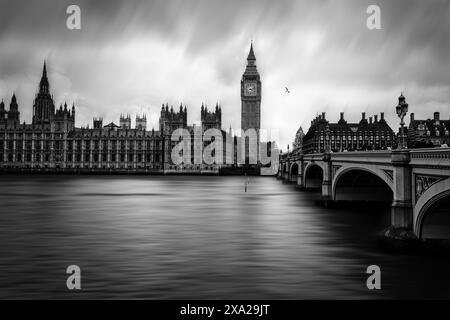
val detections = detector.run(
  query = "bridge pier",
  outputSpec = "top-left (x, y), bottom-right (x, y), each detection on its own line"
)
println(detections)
top-left (277, 166), bottom-right (283, 179)
top-left (381, 150), bottom-right (418, 246)
top-left (322, 153), bottom-right (332, 201)
top-left (296, 159), bottom-right (304, 188)
top-left (284, 160), bottom-right (290, 182)
top-left (390, 150), bottom-right (414, 229)
top-left (296, 174), bottom-right (304, 188)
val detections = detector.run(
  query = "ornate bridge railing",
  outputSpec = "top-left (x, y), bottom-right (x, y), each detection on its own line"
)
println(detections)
top-left (302, 153), bottom-right (325, 162)
top-left (329, 150), bottom-right (392, 164)
top-left (410, 148), bottom-right (450, 167)
top-left (283, 148), bottom-right (450, 167)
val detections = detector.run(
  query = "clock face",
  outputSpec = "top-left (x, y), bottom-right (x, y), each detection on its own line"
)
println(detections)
top-left (244, 82), bottom-right (257, 96)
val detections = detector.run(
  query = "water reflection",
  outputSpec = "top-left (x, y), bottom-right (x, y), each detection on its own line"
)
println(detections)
top-left (0, 175), bottom-right (449, 299)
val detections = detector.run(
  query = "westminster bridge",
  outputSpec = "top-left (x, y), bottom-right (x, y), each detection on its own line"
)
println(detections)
top-left (278, 148), bottom-right (450, 239)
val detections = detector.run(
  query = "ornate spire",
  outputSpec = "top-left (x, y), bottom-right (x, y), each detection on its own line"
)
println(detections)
top-left (9, 93), bottom-right (18, 112)
top-left (243, 42), bottom-right (259, 76)
top-left (43, 60), bottom-right (47, 78)
top-left (39, 60), bottom-right (50, 95)
top-left (247, 42), bottom-right (256, 61)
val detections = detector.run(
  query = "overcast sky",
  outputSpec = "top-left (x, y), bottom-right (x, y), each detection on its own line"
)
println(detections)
top-left (0, 0), bottom-right (449, 148)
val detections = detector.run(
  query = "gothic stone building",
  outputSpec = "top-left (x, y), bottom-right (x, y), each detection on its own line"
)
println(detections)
top-left (292, 126), bottom-right (304, 151)
top-left (0, 63), bottom-right (226, 174)
top-left (302, 111), bottom-right (396, 154)
top-left (241, 42), bottom-right (261, 164)
top-left (0, 44), bottom-right (271, 174)
top-left (407, 112), bottom-right (450, 148)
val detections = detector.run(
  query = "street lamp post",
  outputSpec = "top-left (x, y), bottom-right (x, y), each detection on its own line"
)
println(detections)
top-left (395, 92), bottom-right (409, 149)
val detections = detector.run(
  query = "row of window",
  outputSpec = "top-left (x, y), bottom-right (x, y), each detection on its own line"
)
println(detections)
top-left (0, 153), bottom-right (162, 163)
top-left (319, 135), bottom-right (393, 140)
top-left (417, 130), bottom-right (450, 137)
top-left (0, 164), bottom-right (221, 170)
top-left (0, 141), bottom-right (163, 149)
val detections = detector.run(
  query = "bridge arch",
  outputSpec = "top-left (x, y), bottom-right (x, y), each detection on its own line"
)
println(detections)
top-left (332, 166), bottom-right (393, 202)
top-left (289, 162), bottom-right (299, 182)
top-left (415, 178), bottom-right (450, 239)
top-left (303, 162), bottom-right (324, 189)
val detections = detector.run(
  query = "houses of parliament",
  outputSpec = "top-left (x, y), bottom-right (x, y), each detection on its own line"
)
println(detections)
top-left (0, 44), bottom-right (266, 174)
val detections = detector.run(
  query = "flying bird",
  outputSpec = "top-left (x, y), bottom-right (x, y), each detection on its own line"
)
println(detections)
top-left (285, 87), bottom-right (290, 94)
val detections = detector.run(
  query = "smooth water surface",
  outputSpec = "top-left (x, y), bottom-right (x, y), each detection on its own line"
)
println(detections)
top-left (0, 175), bottom-right (449, 299)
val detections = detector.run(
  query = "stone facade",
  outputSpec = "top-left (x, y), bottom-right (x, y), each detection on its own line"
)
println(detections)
top-left (302, 111), bottom-right (396, 154)
top-left (241, 43), bottom-right (261, 164)
top-left (0, 63), bottom-right (227, 174)
top-left (408, 112), bottom-right (450, 148)
top-left (293, 126), bottom-right (304, 151)
top-left (0, 45), bottom-right (274, 174)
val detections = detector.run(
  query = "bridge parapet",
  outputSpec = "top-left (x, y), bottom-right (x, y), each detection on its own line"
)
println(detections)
top-left (303, 153), bottom-right (325, 162)
top-left (410, 148), bottom-right (450, 167)
top-left (330, 150), bottom-right (392, 164)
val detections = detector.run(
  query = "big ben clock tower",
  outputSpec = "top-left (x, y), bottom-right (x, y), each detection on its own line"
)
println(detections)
top-left (241, 42), bottom-right (261, 163)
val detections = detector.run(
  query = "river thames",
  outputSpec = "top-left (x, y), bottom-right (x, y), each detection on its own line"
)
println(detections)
top-left (0, 175), bottom-right (449, 299)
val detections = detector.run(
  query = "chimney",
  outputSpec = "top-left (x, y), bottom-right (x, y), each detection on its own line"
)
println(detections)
top-left (410, 113), bottom-right (415, 122)
top-left (340, 112), bottom-right (344, 121)
top-left (380, 112), bottom-right (385, 121)
top-left (374, 115), bottom-right (378, 122)
top-left (362, 112), bottom-right (366, 120)
top-left (369, 117), bottom-right (373, 124)
top-left (434, 112), bottom-right (440, 121)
